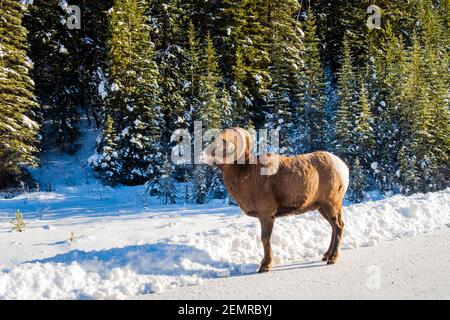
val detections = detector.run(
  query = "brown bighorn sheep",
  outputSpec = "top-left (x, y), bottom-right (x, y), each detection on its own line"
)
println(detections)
top-left (202, 128), bottom-right (349, 273)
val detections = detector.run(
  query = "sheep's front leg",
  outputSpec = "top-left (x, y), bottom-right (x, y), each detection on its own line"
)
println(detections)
top-left (258, 214), bottom-right (275, 273)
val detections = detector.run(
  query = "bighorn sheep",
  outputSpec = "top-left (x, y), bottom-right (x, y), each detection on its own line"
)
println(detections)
top-left (202, 128), bottom-right (349, 273)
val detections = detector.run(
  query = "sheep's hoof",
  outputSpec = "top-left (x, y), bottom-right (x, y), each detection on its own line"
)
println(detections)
top-left (322, 251), bottom-right (331, 261)
top-left (326, 255), bottom-right (338, 265)
top-left (258, 261), bottom-right (273, 273)
top-left (258, 266), bottom-right (272, 273)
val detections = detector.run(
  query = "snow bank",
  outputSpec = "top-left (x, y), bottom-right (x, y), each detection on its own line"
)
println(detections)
top-left (0, 189), bottom-right (449, 299)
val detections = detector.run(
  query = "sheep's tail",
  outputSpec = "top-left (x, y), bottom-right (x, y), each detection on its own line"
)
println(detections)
top-left (328, 153), bottom-right (350, 193)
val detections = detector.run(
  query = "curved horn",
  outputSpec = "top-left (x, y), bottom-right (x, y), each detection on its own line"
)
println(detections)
top-left (233, 128), bottom-right (252, 163)
top-left (213, 128), bottom-right (251, 164)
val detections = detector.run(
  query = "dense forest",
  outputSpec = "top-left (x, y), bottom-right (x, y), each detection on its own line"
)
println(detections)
top-left (0, 0), bottom-right (449, 203)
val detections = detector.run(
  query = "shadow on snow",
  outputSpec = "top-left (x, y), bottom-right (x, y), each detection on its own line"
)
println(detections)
top-left (29, 242), bottom-right (257, 278)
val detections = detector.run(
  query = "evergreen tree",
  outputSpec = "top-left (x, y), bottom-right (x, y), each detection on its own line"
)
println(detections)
top-left (353, 73), bottom-right (376, 192)
top-left (197, 33), bottom-right (227, 130)
top-left (398, 33), bottom-right (435, 194)
top-left (149, 155), bottom-right (178, 204)
top-left (192, 164), bottom-right (208, 204)
top-left (295, 8), bottom-right (327, 153)
top-left (420, 3), bottom-right (450, 191)
top-left (25, 0), bottom-right (82, 153)
top-left (149, 0), bottom-right (190, 154)
top-left (264, 0), bottom-right (303, 153)
top-left (90, 115), bottom-right (121, 185)
top-left (220, 0), bottom-right (272, 125)
top-left (350, 157), bottom-right (367, 203)
top-left (100, 0), bottom-right (163, 185)
top-left (0, 0), bottom-right (39, 188)
top-left (77, 1), bottom-right (113, 127)
top-left (192, 33), bottom-right (230, 203)
top-left (334, 36), bottom-right (358, 162)
top-left (264, 29), bottom-right (293, 152)
top-left (372, 26), bottom-right (406, 193)
top-left (229, 45), bottom-right (249, 126)
top-left (186, 20), bottom-right (200, 123)
top-left (354, 75), bottom-right (375, 167)
top-left (427, 53), bottom-right (450, 190)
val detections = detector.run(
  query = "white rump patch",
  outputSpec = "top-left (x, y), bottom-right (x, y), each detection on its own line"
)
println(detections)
top-left (328, 153), bottom-right (350, 192)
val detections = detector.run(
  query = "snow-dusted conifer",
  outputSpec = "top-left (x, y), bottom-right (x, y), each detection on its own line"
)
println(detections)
top-left (0, 0), bottom-right (39, 187)
top-left (149, 155), bottom-right (177, 204)
top-left (334, 36), bottom-right (358, 161)
top-left (295, 8), bottom-right (327, 153)
top-left (91, 115), bottom-right (121, 185)
top-left (104, 0), bottom-right (163, 185)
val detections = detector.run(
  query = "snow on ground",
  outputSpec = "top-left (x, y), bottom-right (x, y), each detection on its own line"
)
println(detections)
top-left (0, 186), bottom-right (449, 299)
top-left (0, 122), bottom-right (449, 299)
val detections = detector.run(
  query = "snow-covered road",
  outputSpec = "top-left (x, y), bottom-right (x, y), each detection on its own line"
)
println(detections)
top-left (143, 228), bottom-right (450, 300)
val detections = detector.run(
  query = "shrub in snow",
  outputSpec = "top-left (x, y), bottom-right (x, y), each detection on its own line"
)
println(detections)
top-left (11, 210), bottom-right (26, 232)
top-left (146, 155), bottom-right (178, 205)
top-left (89, 116), bottom-right (122, 185)
top-left (68, 231), bottom-right (75, 245)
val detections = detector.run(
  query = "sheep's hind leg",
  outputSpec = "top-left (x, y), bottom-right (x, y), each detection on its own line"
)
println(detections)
top-left (318, 207), bottom-right (335, 262)
top-left (326, 207), bottom-right (344, 265)
top-left (258, 214), bottom-right (275, 273)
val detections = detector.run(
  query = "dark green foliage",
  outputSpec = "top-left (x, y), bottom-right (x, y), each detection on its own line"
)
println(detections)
top-left (91, 115), bottom-right (121, 185)
top-left (3, 0), bottom-right (449, 204)
top-left (0, 0), bottom-right (39, 188)
top-left (25, 0), bottom-right (81, 153)
top-left (148, 155), bottom-right (178, 204)
top-left (25, 0), bottom-right (112, 153)
top-left (99, 0), bottom-right (163, 185)
top-left (294, 8), bottom-right (328, 153)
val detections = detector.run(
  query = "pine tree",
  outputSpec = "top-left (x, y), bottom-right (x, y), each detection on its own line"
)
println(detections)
top-left (230, 45), bottom-right (250, 126)
top-left (372, 26), bottom-right (406, 193)
top-left (354, 74), bottom-right (375, 167)
top-left (295, 8), bottom-right (327, 153)
top-left (102, 0), bottom-right (163, 185)
top-left (77, 1), bottom-right (113, 127)
top-left (192, 33), bottom-right (230, 203)
top-left (220, 0), bottom-right (272, 125)
top-left (334, 36), bottom-right (358, 162)
top-left (420, 3), bottom-right (450, 191)
top-left (186, 20), bottom-right (200, 122)
top-left (90, 115), bottom-right (121, 185)
top-left (25, 0), bottom-right (82, 153)
top-left (352, 73), bottom-right (376, 193)
top-left (264, 30), bottom-right (293, 152)
top-left (148, 155), bottom-right (177, 204)
top-left (197, 33), bottom-right (226, 130)
top-left (350, 157), bottom-right (367, 203)
top-left (0, 0), bottom-right (40, 188)
top-left (192, 164), bottom-right (208, 204)
top-left (310, 0), bottom-right (367, 74)
top-left (149, 0), bottom-right (190, 153)
top-left (398, 33), bottom-right (435, 194)
top-left (263, 0), bottom-right (303, 153)
top-left (427, 53), bottom-right (450, 190)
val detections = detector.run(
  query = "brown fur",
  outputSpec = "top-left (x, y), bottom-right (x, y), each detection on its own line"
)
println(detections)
top-left (205, 128), bottom-right (348, 272)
